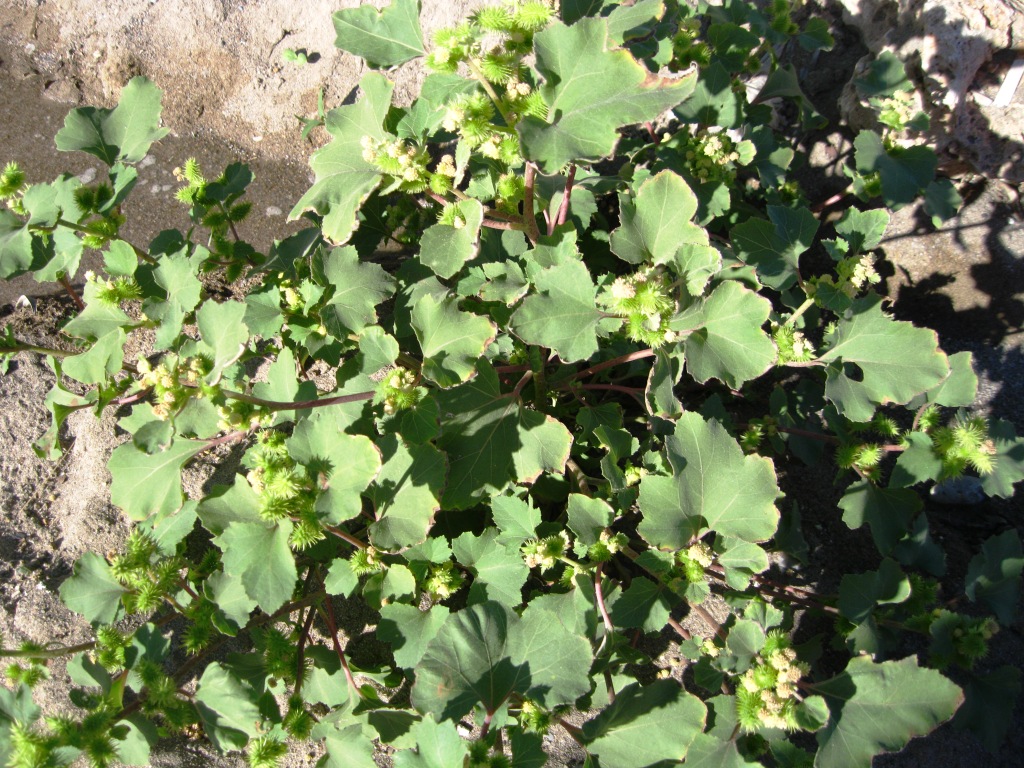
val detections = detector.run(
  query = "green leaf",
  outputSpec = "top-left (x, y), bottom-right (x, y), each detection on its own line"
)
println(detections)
top-left (854, 51), bottom-right (911, 98)
top-left (952, 666), bottom-right (1022, 752)
top-left (59, 552), bottom-right (126, 625)
top-left (676, 280), bottom-right (777, 389)
top-left (411, 600), bottom-right (592, 722)
top-left (730, 205), bottom-right (818, 290)
top-left (608, 170), bottom-right (709, 265)
top-left (55, 77), bottom-right (169, 165)
top-left (605, 0), bottom-right (665, 45)
top-left (833, 208), bottom-right (889, 255)
top-left (319, 245), bottom-right (397, 336)
top-left (108, 438), bottom-right (205, 522)
top-left (197, 477), bottom-right (262, 536)
top-left (323, 558), bottom-right (359, 598)
top-left (965, 530), bottom-right (1024, 624)
top-left (511, 259), bottom-right (603, 362)
top-left (818, 296), bottom-right (949, 422)
top-left (289, 73), bottom-right (393, 243)
top-left (436, 362), bottom-right (572, 508)
top-left (814, 656), bottom-right (962, 768)
top-left (242, 285), bottom-right (284, 338)
top-left (192, 300), bottom-right (249, 384)
top-left (205, 571), bottom-right (256, 633)
top-left (394, 715), bottom-right (468, 768)
top-left (287, 410), bottom-right (382, 524)
top-left (838, 479), bottom-right (921, 554)
top-left (332, 0), bottom-right (425, 69)
top-left (838, 558), bottom-right (911, 624)
top-left (412, 294), bottom-right (497, 387)
top-left (980, 419), bottom-right (1024, 498)
top-left (213, 521), bottom-right (298, 614)
top-left (638, 412), bottom-right (780, 548)
top-left (924, 178), bottom-right (962, 225)
top-left (674, 62), bottom-right (743, 128)
top-left (61, 329), bottom-right (126, 384)
top-left (452, 529), bottom-right (529, 607)
top-left (368, 435), bottom-right (446, 551)
top-left (379, 603), bottom-right (449, 670)
top-left (567, 493), bottom-right (613, 546)
top-left (419, 200), bottom-right (484, 279)
top-left (491, 494), bottom-right (542, 545)
top-left (581, 680), bottom-right (706, 768)
top-left (518, 18), bottom-right (697, 173)
top-left (194, 661), bottom-right (266, 752)
top-left (144, 253), bottom-right (203, 349)
top-left (319, 722), bottom-right (379, 768)
top-left (920, 350), bottom-right (978, 408)
top-left (854, 130), bottom-right (937, 208)
top-left (607, 576), bottom-right (671, 632)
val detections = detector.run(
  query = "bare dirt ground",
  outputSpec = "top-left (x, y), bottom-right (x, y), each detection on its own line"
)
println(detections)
top-left (0, 1), bottom-right (1022, 766)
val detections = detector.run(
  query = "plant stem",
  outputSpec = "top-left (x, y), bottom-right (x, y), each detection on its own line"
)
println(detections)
top-left (690, 602), bottom-right (727, 643)
top-left (567, 348), bottom-right (656, 383)
top-left (59, 275), bottom-right (85, 311)
top-left (0, 339), bottom-right (77, 358)
top-left (49, 219), bottom-right (156, 265)
top-left (0, 640), bottom-right (96, 660)
top-left (594, 563), bottom-right (615, 654)
top-left (783, 296), bottom-right (816, 328)
top-left (321, 598), bottom-right (359, 694)
top-left (480, 710), bottom-right (494, 739)
top-left (223, 388), bottom-right (375, 412)
top-left (467, 59), bottom-right (515, 127)
top-left (549, 165), bottom-right (577, 235)
top-left (323, 524), bottom-right (367, 550)
top-left (522, 163), bottom-right (543, 244)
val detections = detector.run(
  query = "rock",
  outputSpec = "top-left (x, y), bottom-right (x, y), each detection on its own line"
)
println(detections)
top-left (837, 0), bottom-right (1024, 180)
top-left (930, 475), bottom-right (987, 505)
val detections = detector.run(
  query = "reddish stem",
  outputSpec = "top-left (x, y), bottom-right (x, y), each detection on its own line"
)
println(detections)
top-left (322, 598), bottom-right (359, 693)
top-left (567, 349), bottom-right (655, 383)
top-left (549, 165), bottom-right (577, 236)
top-left (60, 275), bottom-right (85, 311)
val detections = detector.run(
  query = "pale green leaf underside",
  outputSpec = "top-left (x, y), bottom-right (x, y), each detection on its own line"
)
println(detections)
top-left (332, 0), bottom-right (425, 69)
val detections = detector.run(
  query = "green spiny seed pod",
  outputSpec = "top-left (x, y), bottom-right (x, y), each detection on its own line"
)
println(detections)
top-left (475, 5), bottom-right (516, 32)
top-left (512, 1), bottom-right (555, 32)
top-left (0, 161), bottom-right (26, 199)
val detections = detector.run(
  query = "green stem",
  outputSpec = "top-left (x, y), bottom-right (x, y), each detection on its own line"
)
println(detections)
top-left (1, 340), bottom-right (76, 358)
top-left (222, 389), bottom-right (375, 412)
top-left (522, 163), bottom-right (543, 244)
top-left (467, 58), bottom-right (515, 127)
top-left (48, 219), bottom-right (157, 265)
top-left (566, 348), bottom-right (656, 383)
top-left (783, 296), bottom-right (816, 328)
top-left (0, 640), bottom-right (96, 660)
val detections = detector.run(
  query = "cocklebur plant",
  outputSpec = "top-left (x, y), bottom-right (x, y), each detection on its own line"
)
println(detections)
top-left (1, 1), bottom-right (1024, 766)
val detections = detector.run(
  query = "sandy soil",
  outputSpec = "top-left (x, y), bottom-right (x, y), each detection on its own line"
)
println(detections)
top-left (0, 1), bottom-right (1022, 766)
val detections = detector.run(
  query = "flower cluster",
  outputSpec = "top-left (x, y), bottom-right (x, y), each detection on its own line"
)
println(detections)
top-left (360, 136), bottom-right (433, 193)
top-left (587, 529), bottom-right (628, 563)
top-left (425, 561), bottom-right (465, 600)
top-left (376, 367), bottom-right (425, 416)
top-left (137, 353), bottom-right (217, 420)
top-left (735, 632), bottom-right (809, 731)
top-left (772, 323), bottom-right (815, 364)
top-left (245, 430), bottom-right (324, 549)
top-left (521, 531), bottom-right (571, 570)
top-left (600, 269), bottom-right (678, 347)
top-left (678, 542), bottom-right (714, 584)
top-left (673, 128), bottom-right (753, 185)
top-left (83, 269), bottom-right (142, 306)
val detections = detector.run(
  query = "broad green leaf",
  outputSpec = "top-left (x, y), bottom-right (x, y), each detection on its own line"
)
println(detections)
top-left (213, 521), bottom-right (297, 614)
top-left (192, 300), bottom-right (249, 384)
top-left (818, 296), bottom-right (949, 422)
top-left (436, 362), bottom-right (572, 508)
top-left (965, 530), bottom-right (1024, 624)
top-left (582, 680), bottom-right (706, 768)
top-left (731, 205), bottom-right (818, 290)
top-left (562, 0), bottom-right (605, 25)
top-left (411, 600), bottom-right (592, 722)
top-left (194, 661), bottom-right (266, 752)
top-left (518, 18), bottom-right (697, 173)
top-left (320, 723), bottom-right (379, 768)
top-left (979, 419), bottom-right (1024, 498)
top-left (674, 62), bottom-right (743, 128)
top-left (838, 479), bottom-right (921, 554)
top-left (608, 170), bottom-right (708, 265)
top-left (411, 601), bottom-right (521, 720)
top-left (323, 558), bottom-right (359, 598)
top-left (368, 435), bottom-right (446, 551)
top-left (412, 294), bottom-right (497, 387)
top-left (419, 200), bottom-right (484, 279)
top-left (924, 178), bottom-right (962, 225)
top-left (607, 576), bottom-right (671, 632)
top-left (287, 410), bottom-right (382, 524)
top-left (61, 329), bottom-right (126, 384)
top-left (833, 208), bottom-right (889, 255)
top-left (838, 558), bottom-right (911, 624)
top-left (142, 253), bottom-right (202, 349)
top-left (379, 603), bottom-right (449, 670)
top-left (319, 245), bottom-right (396, 336)
top-left (491, 494), bottom-right (542, 545)
top-left (814, 656), bottom-right (962, 768)
top-left (566, 493), bottom-right (613, 546)
top-left (113, 714), bottom-right (158, 766)
top-left (452, 529), bottom-right (529, 607)
top-left (920, 350), bottom-right (978, 408)
top-left (854, 130), bottom-right (937, 208)
top-left (677, 280), bottom-right (776, 388)
top-left (332, 0), bottom-right (425, 69)
top-left (394, 716), bottom-right (468, 768)
top-left (854, 51), bottom-right (911, 97)
top-left (686, 733), bottom-right (761, 767)
top-left (0, 210), bottom-right (36, 278)
top-left (638, 412), bottom-right (780, 547)
top-left (59, 552), bottom-right (126, 625)
top-left (511, 259), bottom-right (602, 362)
top-left (645, 348), bottom-right (684, 424)
top-left (108, 438), bottom-right (205, 522)
top-left (605, 0), bottom-right (665, 45)
top-left (952, 666), bottom-right (1022, 752)
top-left (242, 284), bottom-right (284, 338)
top-left (289, 73), bottom-right (393, 243)
top-left (196, 477), bottom-right (262, 536)
top-left (55, 77), bottom-right (169, 165)
top-left (205, 571), bottom-right (256, 633)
